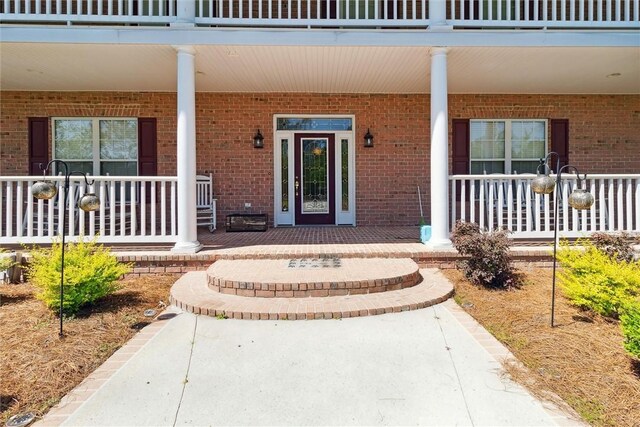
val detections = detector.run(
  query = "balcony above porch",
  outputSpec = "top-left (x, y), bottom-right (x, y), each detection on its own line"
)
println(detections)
top-left (1, 0), bottom-right (638, 30)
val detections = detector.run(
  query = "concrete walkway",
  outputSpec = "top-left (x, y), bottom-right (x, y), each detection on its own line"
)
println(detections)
top-left (39, 301), bottom-right (582, 427)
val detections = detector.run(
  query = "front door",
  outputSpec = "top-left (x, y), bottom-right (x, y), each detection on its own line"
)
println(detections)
top-left (294, 133), bottom-right (335, 225)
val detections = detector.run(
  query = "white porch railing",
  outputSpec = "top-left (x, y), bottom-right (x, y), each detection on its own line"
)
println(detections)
top-left (450, 174), bottom-right (640, 238)
top-left (0, 175), bottom-right (178, 244)
top-left (448, 0), bottom-right (639, 28)
top-left (0, 0), bottom-right (637, 28)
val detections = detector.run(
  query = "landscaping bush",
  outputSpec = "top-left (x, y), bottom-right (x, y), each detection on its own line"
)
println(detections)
top-left (556, 240), bottom-right (640, 319)
top-left (450, 221), bottom-right (519, 289)
top-left (27, 239), bottom-right (131, 316)
top-left (0, 248), bottom-right (15, 272)
top-left (620, 304), bottom-right (640, 359)
top-left (591, 232), bottom-right (637, 263)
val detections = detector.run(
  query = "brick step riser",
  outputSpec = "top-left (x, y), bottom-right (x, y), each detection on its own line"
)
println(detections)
top-left (206, 270), bottom-right (421, 298)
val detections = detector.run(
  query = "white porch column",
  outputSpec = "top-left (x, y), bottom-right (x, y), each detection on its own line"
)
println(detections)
top-left (172, 45), bottom-right (202, 253)
top-left (428, 47), bottom-right (451, 247)
top-left (429, 0), bottom-right (447, 26)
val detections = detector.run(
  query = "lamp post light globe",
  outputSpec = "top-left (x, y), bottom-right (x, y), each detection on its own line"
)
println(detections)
top-left (531, 174), bottom-right (556, 195)
top-left (32, 180), bottom-right (58, 200)
top-left (568, 188), bottom-right (595, 210)
top-left (78, 193), bottom-right (100, 212)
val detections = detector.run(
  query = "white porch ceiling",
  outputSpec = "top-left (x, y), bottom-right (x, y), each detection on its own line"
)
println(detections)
top-left (1, 43), bottom-right (638, 94)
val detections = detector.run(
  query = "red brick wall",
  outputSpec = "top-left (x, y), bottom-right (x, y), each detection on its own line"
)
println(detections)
top-left (1, 92), bottom-right (638, 226)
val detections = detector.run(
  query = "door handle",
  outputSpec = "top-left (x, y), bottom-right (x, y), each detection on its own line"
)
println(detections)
top-left (295, 177), bottom-right (299, 196)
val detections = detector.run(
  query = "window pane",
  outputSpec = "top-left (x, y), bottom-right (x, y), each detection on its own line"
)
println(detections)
top-left (511, 161), bottom-right (540, 175)
top-left (100, 161), bottom-right (137, 176)
top-left (470, 161), bottom-right (505, 175)
top-left (281, 139), bottom-right (289, 212)
top-left (55, 120), bottom-right (93, 159)
top-left (63, 162), bottom-right (93, 175)
top-left (100, 120), bottom-right (138, 160)
top-left (470, 121), bottom-right (505, 159)
top-left (512, 121), bottom-right (545, 159)
top-left (341, 139), bottom-right (349, 212)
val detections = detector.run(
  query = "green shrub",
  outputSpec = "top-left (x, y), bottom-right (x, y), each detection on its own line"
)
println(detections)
top-left (27, 239), bottom-right (131, 316)
top-left (621, 304), bottom-right (640, 359)
top-left (450, 221), bottom-right (519, 289)
top-left (591, 232), bottom-right (637, 263)
top-left (556, 240), bottom-right (640, 319)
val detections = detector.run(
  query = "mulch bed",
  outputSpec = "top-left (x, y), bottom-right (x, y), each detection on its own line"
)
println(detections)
top-left (0, 275), bottom-right (177, 423)
top-left (443, 268), bottom-right (640, 427)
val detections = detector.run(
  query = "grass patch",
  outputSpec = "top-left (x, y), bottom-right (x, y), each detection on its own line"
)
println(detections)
top-left (0, 275), bottom-right (177, 423)
top-left (444, 268), bottom-right (640, 427)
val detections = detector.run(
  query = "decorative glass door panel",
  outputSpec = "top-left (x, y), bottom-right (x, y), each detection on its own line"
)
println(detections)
top-left (294, 134), bottom-right (335, 225)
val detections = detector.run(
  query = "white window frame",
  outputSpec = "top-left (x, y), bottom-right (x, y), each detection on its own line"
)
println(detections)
top-left (51, 117), bottom-right (138, 176)
top-left (469, 119), bottom-right (548, 174)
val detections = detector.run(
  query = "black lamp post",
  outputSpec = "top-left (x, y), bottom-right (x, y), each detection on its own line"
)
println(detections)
top-left (531, 152), bottom-right (594, 327)
top-left (32, 160), bottom-right (100, 337)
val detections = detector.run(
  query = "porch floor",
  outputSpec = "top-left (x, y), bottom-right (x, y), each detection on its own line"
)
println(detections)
top-left (115, 225), bottom-right (551, 252)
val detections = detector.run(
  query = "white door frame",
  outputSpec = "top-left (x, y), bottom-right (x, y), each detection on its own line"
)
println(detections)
top-left (273, 114), bottom-right (356, 226)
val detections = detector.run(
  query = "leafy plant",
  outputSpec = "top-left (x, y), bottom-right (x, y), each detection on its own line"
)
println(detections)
top-left (450, 221), bottom-right (519, 289)
top-left (27, 239), bottom-right (131, 316)
top-left (620, 304), bottom-right (640, 359)
top-left (591, 232), bottom-right (637, 263)
top-left (556, 239), bottom-right (640, 318)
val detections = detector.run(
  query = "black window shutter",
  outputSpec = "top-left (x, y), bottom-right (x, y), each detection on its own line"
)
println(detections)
top-left (29, 117), bottom-right (49, 175)
top-left (550, 119), bottom-right (569, 171)
top-left (452, 119), bottom-right (470, 175)
top-left (138, 118), bottom-right (157, 176)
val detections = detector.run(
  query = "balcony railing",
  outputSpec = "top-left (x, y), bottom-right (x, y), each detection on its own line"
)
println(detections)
top-left (0, 175), bottom-right (178, 244)
top-left (449, 174), bottom-right (640, 238)
top-left (0, 0), bottom-right (637, 28)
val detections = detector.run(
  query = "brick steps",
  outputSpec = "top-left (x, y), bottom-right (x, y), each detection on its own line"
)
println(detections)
top-left (170, 268), bottom-right (454, 321)
top-left (206, 258), bottom-right (421, 298)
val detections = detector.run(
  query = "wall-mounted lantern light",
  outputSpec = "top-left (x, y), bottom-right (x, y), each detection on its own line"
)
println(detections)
top-left (253, 129), bottom-right (264, 149)
top-left (364, 128), bottom-right (374, 148)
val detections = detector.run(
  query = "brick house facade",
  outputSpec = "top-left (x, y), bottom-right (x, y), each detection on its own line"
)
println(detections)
top-left (2, 91), bottom-right (638, 228)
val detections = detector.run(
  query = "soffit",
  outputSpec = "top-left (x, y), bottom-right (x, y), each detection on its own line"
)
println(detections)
top-left (1, 43), bottom-right (638, 93)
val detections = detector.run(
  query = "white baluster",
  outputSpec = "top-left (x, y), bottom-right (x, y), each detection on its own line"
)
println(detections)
top-left (635, 177), bottom-right (640, 231)
top-left (89, 182), bottom-right (95, 238)
top-left (109, 180), bottom-right (116, 236)
top-left (68, 181), bottom-right (75, 237)
top-left (617, 178), bottom-right (624, 230)
top-left (171, 180), bottom-right (177, 236)
top-left (161, 181), bottom-right (167, 236)
top-left (544, 193), bottom-right (550, 231)
top-left (479, 180), bottom-right (486, 229)
top-left (460, 179), bottom-right (466, 222)
top-left (562, 180), bottom-right (569, 231)
top-left (131, 181), bottom-right (137, 236)
top-left (451, 178), bottom-right (457, 226)
top-left (27, 182), bottom-right (34, 237)
top-left (589, 179), bottom-right (597, 232)
top-left (470, 180), bottom-right (476, 223)
top-left (120, 179), bottom-right (126, 237)
top-left (625, 179), bottom-right (633, 231)
top-left (599, 178), bottom-right (606, 230)
top-left (507, 180), bottom-right (513, 230)
top-left (5, 181), bottom-right (14, 237)
top-left (15, 181), bottom-right (23, 237)
top-left (140, 181), bottom-right (146, 236)
top-left (608, 179), bottom-right (615, 230)
top-left (151, 181), bottom-right (157, 236)
top-left (99, 181), bottom-right (106, 236)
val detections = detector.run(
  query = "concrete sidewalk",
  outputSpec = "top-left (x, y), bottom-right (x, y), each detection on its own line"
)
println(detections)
top-left (39, 300), bottom-right (582, 427)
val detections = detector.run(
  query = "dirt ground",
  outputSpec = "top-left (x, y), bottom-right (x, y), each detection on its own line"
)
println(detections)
top-left (443, 268), bottom-right (640, 427)
top-left (0, 275), bottom-right (177, 423)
